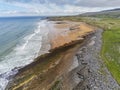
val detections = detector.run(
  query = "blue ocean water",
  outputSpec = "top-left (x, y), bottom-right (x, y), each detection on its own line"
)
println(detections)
top-left (0, 16), bottom-right (47, 89)
top-left (0, 16), bottom-right (44, 56)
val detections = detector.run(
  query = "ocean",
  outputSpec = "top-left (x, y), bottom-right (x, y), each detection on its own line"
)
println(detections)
top-left (0, 16), bottom-right (47, 90)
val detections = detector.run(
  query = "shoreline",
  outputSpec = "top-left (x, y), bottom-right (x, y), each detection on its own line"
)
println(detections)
top-left (6, 20), bottom-right (96, 90)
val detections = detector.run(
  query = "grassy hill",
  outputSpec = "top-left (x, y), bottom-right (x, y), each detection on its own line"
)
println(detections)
top-left (79, 8), bottom-right (120, 18)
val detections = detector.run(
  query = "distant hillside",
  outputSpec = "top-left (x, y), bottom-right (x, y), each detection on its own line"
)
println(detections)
top-left (79, 8), bottom-right (120, 18)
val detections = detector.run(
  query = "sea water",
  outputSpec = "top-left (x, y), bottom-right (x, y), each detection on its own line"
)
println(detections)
top-left (0, 16), bottom-right (47, 90)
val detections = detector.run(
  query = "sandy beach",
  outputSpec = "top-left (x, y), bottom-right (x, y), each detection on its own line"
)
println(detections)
top-left (6, 20), bottom-right (96, 90)
top-left (48, 21), bottom-right (95, 50)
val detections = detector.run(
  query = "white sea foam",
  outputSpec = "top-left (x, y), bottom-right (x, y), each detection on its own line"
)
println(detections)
top-left (0, 20), bottom-right (47, 90)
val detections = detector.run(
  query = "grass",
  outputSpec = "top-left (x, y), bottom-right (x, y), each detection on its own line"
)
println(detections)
top-left (101, 28), bottom-right (120, 83)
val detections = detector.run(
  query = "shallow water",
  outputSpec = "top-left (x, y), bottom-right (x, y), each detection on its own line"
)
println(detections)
top-left (0, 17), bottom-right (47, 90)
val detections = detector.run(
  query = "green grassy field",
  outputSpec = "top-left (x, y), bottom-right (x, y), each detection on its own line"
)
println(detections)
top-left (51, 16), bottom-right (120, 84)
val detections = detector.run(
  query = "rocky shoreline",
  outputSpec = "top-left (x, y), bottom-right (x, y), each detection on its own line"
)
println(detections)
top-left (72, 29), bottom-right (120, 90)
